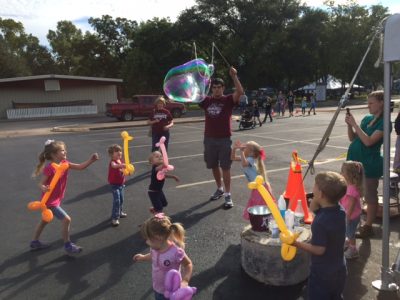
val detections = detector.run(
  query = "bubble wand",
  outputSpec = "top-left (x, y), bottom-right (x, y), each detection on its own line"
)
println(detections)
top-left (121, 131), bottom-right (135, 175)
top-left (156, 136), bottom-right (174, 180)
top-left (248, 175), bottom-right (300, 261)
top-left (27, 161), bottom-right (69, 223)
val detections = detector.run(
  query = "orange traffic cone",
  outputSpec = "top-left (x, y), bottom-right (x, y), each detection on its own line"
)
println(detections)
top-left (286, 151), bottom-right (313, 224)
top-left (282, 152), bottom-right (298, 201)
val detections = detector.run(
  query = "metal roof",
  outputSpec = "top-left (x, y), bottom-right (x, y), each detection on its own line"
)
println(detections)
top-left (0, 74), bottom-right (123, 83)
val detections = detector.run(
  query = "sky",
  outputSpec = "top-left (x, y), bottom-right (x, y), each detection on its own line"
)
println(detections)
top-left (0, 0), bottom-right (399, 47)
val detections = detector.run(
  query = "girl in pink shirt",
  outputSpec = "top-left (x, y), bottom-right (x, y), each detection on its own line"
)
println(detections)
top-left (133, 214), bottom-right (193, 300)
top-left (30, 140), bottom-right (98, 255)
top-left (340, 161), bottom-right (364, 259)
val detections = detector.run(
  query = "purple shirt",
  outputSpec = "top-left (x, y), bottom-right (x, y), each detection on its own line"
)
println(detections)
top-left (340, 184), bottom-right (361, 220)
top-left (43, 160), bottom-right (69, 207)
top-left (151, 243), bottom-right (185, 294)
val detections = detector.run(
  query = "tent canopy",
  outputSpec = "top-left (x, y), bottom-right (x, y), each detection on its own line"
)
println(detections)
top-left (297, 75), bottom-right (364, 91)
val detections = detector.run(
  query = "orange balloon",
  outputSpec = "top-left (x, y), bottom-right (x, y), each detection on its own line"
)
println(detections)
top-left (42, 209), bottom-right (53, 222)
top-left (28, 201), bottom-right (42, 211)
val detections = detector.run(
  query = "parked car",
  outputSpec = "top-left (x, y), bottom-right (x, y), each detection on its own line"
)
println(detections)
top-left (106, 95), bottom-right (186, 121)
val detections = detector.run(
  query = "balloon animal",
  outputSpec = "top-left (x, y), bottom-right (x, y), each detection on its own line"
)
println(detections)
top-left (164, 269), bottom-right (197, 300)
top-left (27, 161), bottom-right (70, 223)
top-left (156, 136), bottom-right (174, 180)
top-left (248, 175), bottom-right (300, 261)
top-left (121, 131), bottom-right (135, 175)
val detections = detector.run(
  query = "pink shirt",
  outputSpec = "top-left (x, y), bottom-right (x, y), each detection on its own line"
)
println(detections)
top-left (151, 243), bottom-right (185, 294)
top-left (340, 184), bottom-right (361, 220)
top-left (43, 160), bottom-right (69, 208)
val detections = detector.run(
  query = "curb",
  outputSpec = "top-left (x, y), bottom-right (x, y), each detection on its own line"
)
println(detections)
top-left (51, 117), bottom-right (206, 132)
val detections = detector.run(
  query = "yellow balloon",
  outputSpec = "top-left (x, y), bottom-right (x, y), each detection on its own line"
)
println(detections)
top-left (27, 201), bottom-right (42, 211)
top-left (248, 175), bottom-right (299, 261)
top-left (121, 131), bottom-right (135, 176)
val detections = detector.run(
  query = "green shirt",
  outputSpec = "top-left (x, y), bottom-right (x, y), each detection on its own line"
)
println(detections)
top-left (347, 114), bottom-right (384, 178)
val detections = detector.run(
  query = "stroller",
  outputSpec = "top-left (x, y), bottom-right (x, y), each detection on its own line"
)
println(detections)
top-left (237, 109), bottom-right (256, 130)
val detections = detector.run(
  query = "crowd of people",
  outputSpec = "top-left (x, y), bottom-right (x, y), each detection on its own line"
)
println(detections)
top-left (28, 66), bottom-right (387, 300)
top-left (238, 90), bottom-right (318, 126)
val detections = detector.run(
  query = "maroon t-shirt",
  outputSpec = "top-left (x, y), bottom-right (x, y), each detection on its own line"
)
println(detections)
top-left (108, 160), bottom-right (125, 185)
top-left (199, 94), bottom-right (234, 138)
top-left (149, 108), bottom-right (173, 135)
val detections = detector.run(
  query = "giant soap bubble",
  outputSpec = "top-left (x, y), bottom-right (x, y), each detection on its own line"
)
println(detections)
top-left (163, 59), bottom-right (214, 103)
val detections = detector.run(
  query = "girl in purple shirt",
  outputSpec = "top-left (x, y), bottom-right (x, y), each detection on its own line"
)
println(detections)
top-left (30, 140), bottom-right (98, 255)
top-left (133, 214), bottom-right (193, 300)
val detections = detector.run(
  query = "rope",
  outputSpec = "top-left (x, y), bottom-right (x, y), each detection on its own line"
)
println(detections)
top-left (193, 42), bottom-right (198, 60)
top-left (303, 20), bottom-right (384, 180)
top-left (212, 43), bottom-right (231, 68)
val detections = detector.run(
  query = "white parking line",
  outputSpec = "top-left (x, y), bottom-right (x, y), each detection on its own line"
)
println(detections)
top-left (176, 157), bottom-right (345, 189)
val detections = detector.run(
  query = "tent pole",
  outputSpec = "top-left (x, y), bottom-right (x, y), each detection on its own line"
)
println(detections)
top-left (372, 61), bottom-right (399, 291)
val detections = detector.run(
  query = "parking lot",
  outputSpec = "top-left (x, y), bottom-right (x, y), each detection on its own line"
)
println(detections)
top-left (1, 108), bottom-right (399, 299)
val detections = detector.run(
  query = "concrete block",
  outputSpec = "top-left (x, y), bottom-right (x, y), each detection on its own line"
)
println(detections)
top-left (241, 225), bottom-right (311, 286)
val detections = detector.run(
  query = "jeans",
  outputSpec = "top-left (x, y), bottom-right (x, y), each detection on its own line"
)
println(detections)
top-left (152, 130), bottom-right (170, 152)
top-left (111, 184), bottom-right (125, 220)
top-left (154, 291), bottom-right (167, 300)
top-left (308, 266), bottom-right (346, 300)
top-left (263, 108), bottom-right (273, 122)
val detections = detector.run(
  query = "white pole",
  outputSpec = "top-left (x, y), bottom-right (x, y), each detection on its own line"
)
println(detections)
top-left (372, 61), bottom-right (398, 291)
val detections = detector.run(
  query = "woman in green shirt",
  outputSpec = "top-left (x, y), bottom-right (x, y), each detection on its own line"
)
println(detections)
top-left (345, 91), bottom-right (384, 238)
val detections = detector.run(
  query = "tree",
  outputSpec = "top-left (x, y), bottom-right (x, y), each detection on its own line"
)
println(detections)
top-left (47, 21), bottom-right (84, 74)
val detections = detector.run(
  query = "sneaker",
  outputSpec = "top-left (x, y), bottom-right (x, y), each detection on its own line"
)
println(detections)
top-left (355, 224), bottom-right (373, 238)
top-left (210, 189), bottom-right (224, 201)
top-left (112, 219), bottom-right (120, 227)
top-left (120, 212), bottom-right (128, 218)
top-left (224, 194), bottom-right (234, 208)
top-left (64, 242), bottom-right (82, 255)
top-left (344, 247), bottom-right (359, 259)
top-left (30, 240), bottom-right (50, 251)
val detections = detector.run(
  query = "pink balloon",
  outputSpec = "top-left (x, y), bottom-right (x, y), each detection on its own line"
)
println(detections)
top-left (164, 269), bottom-right (196, 300)
top-left (164, 269), bottom-right (181, 299)
top-left (156, 136), bottom-right (174, 180)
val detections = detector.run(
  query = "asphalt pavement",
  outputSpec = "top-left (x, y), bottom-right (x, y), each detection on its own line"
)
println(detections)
top-left (1, 104), bottom-right (400, 300)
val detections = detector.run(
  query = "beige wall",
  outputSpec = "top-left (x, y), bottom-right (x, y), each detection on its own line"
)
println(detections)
top-left (0, 84), bottom-right (119, 118)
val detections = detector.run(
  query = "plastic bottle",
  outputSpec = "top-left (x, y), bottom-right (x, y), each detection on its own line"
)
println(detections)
top-left (270, 220), bottom-right (279, 238)
top-left (277, 195), bottom-right (286, 219)
top-left (285, 209), bottom-right (295, 231)
top-left (294, 199), bottom-right (304, 227)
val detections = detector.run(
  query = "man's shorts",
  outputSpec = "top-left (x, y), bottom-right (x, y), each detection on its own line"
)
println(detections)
top-left (204, 137), bottom-right (232, 170)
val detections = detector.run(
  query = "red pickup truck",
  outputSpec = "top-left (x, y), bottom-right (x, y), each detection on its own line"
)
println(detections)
top-left (106, 95), bottom-right (186, 121)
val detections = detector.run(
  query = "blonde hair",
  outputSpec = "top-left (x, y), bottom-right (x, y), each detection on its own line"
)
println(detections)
top-left (246, 141), bottom-right (267, 182)
top-left (368, 90), bottom-right (384, 127)
top-left (341, 161), bottom-right (364, 197)
top-left (140, 215), bottom-right (186, 248)
top-left (108, 144), bottom-right (122, 157)
top-left (33, 141), bottom-right (66, 177)
top-left (155, 96), bottom-right (166, 105)
top-left (148, 151), bottom-right (162, 164)
top-left (315, 171), bottom-right (347, 204)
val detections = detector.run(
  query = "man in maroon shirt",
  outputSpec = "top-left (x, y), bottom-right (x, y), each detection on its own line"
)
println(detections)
top-left (199, 67), bottom-right (244, 208)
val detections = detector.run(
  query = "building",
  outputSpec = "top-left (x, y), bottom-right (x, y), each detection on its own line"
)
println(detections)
top-left (0, 74), bottom-right (123, 119)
